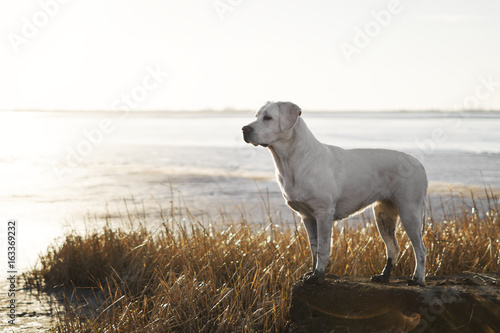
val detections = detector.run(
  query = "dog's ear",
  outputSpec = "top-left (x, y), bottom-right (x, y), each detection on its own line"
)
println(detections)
top-left (278, 102), bottom-right (302, 131)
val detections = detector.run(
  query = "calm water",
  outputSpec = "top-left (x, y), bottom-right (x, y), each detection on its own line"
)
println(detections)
top-left (0, 110), bottom-right (499, 269)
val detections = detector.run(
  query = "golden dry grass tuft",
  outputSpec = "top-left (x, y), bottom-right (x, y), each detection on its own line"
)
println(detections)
top-left (25, 188), bottom-right (499, 332)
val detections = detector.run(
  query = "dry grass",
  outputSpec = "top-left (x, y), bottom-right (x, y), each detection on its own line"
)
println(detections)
top-left (25, 188), bottom-right (499, 332)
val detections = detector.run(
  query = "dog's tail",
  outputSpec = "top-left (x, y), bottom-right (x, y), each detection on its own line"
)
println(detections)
top-left (422, 197), bottom-right (429, 235)
top-left (422, 211), bottom-right (426, 235)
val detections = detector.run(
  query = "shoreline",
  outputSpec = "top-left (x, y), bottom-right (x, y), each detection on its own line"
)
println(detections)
top-left (0, 277), bottom-right (56, 332)
top-left (427, 181), bottom-right (500, 196)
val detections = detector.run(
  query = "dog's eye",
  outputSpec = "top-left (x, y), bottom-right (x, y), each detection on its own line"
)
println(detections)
top-left (263, 115), bottom-right (272, 121)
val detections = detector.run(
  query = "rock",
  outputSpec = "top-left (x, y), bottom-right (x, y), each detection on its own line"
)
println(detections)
top-left (289, 273), bottom-right (500, 333)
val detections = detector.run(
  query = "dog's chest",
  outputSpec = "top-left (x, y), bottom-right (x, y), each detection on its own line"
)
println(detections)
top-left (276, 171), bottom-right (299, 200)
top-left (277, 172), bottom-right (315, 215)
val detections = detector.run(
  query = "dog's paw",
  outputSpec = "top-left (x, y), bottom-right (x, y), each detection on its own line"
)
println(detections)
top-left (303, 271), bottom-right (315, 278)
top-left (407, 277), bottom-right (425, 287)
top-left (371, 274), bottom-right (390, 283)
top-left (302, 271), bottom-right (325, 285)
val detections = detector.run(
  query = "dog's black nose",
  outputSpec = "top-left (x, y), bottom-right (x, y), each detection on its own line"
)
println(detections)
top-left (242, 126), bottom-right (252, 134)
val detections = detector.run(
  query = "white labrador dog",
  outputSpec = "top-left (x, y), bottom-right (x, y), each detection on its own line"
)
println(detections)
top-left (242, 101), bottom-right (428, 286)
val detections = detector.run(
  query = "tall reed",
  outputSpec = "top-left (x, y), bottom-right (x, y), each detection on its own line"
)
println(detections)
top-left (25, 188), bottom-right (499, 332)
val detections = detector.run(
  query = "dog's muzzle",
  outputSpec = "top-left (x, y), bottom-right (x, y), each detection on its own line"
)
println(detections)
top-left (242, 126), bottom-right (268, 147)
top-left (242, 125), bottom-right (252, 143)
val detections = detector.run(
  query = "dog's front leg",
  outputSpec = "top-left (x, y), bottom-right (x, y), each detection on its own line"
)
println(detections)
top-left (303, 212), bottom-right (333, 285)
top-left (302, 217), bottom-right (317, 278)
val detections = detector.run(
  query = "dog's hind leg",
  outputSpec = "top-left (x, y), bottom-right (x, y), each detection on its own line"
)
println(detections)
top-left (398, 201), bottom-right (427, 286)
top-left (371, 200), bottom-right (400, 283)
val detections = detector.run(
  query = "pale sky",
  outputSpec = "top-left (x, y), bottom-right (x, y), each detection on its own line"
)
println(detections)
top-left (1, 0), bottom-right (500, 111)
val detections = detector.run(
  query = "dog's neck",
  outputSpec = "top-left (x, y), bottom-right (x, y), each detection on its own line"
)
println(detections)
top-left (268, 118), bottom-right (321, 182)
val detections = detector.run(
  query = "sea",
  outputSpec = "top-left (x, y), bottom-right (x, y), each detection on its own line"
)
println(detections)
top-left (0, 110), bottom-right (499, 270)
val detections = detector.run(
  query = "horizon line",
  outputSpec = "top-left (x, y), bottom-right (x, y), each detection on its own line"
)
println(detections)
top-left (2, 108), bottom-right (500, 114)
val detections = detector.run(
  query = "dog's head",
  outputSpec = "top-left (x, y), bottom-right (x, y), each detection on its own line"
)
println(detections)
top-left (242, 101), bottom-right (302, 147)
